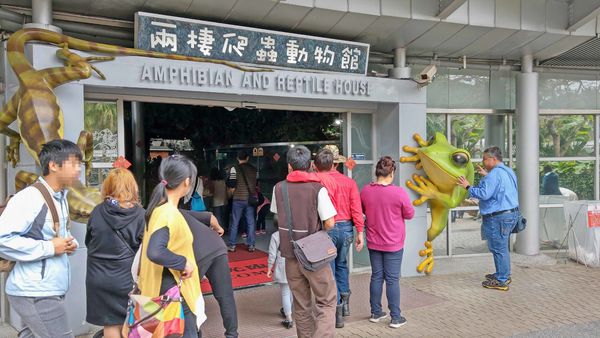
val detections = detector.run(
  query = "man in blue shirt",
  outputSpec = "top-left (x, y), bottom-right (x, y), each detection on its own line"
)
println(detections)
top-left (457, 146), bottom-right (519, 291)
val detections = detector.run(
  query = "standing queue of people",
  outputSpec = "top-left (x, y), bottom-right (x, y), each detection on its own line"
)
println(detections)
top-left (0, 139), bottom-right (520, 338)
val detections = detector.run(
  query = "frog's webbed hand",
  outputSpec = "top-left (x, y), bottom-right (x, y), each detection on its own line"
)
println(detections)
top-left (7, 136), bottom-right (21, 168)
top-left (417, 241), bottom-right (434, 274)
top-left (400, 152), bottom-right (423, 170)
top-left (412, 133), bottom-right (428, 147)
top-left (406, 174), bottom-right (441, 201)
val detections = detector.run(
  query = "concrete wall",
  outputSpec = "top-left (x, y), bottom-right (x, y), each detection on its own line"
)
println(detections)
top-left (376, 101), bottom-right (427, 277)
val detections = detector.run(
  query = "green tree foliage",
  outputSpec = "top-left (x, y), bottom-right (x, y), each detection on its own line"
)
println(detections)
top-left (426, 114), bottom-right (446, 139)
top-left (538, 115), bottom-right (594, 157)
top-left (84, 102), bottom-right (117, 132)
top-left (450, 115), bottom-right (485, 158)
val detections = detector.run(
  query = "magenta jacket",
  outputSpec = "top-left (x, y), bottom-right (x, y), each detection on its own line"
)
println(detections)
top-left (360, 182), bottom-right (415, 252)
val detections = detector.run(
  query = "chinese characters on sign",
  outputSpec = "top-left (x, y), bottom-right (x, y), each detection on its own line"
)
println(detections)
top-left (136, 12), bottom-right (369, 74)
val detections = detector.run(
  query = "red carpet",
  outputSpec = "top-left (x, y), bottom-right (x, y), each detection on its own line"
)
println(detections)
top-left (201, 245), bottom-right (271, 293)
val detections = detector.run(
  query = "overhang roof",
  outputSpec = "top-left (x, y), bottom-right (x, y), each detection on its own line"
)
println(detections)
top-left (1, 0), bottom-right (600, 66)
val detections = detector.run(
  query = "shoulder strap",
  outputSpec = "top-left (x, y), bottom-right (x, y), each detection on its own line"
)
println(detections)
top-left (32, 182), bottom-right (60, 237)
top-left (281, 181), bottom-right (295, 244)
top-left (238, 165), bottom-right (253, 195)
top-left (496, 165), bottom-right (517, 187)
top-left (114, 228), bottom-right (136, 255)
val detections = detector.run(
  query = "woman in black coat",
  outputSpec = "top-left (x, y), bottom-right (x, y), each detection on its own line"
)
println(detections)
top-left (85, 168), bottom-right (145, 338)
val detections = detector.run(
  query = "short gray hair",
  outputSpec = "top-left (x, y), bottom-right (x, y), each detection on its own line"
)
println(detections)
top-left (287, 145), bottom-right (311, 171)
top-left (483, 146), bottom-right (502, 161)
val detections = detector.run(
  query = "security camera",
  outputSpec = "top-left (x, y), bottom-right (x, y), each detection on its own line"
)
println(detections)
top-left (415, 64), bottom-right (437, 88)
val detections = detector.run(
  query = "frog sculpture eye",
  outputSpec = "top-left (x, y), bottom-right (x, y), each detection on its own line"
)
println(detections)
top-left (451, 151), bottom-right (470, 167)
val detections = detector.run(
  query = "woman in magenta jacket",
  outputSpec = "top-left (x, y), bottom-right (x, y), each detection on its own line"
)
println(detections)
top-left (360, 156), bottom-right (415, 329)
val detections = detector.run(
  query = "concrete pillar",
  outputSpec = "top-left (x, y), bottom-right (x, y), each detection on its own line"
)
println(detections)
top-left (485, 115), bottom-right (505, 154)
top-left (388, 48), bottom-right (411, 79)
top-left (24, 0), bottom-right (62, 33)
top-left (515, 54), bottom-right (540, 255)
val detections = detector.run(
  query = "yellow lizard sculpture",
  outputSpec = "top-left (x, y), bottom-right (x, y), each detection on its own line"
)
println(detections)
top-left (0, 28), bottom-right (268, 221)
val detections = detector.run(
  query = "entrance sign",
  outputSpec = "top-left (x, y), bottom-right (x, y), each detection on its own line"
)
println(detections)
top-left (135, 12), bottom-right (370, 75)
top-left (139, 64), bottom-right (372, 97)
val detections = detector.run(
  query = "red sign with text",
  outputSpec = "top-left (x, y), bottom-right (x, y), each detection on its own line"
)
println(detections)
top-left (587, 205), bottom-right (600, 228)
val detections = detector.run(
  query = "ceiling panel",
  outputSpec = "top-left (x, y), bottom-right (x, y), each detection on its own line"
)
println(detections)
top-left (86, 0), bottom-right (145, 20)
top-left (143, 0), bottom-right (194, 18)
top-left (53, 0), bottom-right (93, 16)
top-left (383, 19), bottom-right (438, 49)
top-left (429, 26), bottom-right (492, 57)
top-left (354, 16), bottom-right (410, 51)
top-left (535, 35), bottom-right (595, 61)
top-left (407, 22), bottom-right (465, 49)
top-left (505, 33), bottom-right (566, 59)
top-left (294, 8), bottom-right (345, 35)
top-left (225, 0), bottom-right (278, 26)
top-left (448, 28), bottom-right (516, 57)
top-left (348, 0), bottom-right (380, 16)
top-left (475, 30), bottom-right (543, 58)
top-left (327, 12), bottom-right (378, 40)
top-left (186, 0), bottom-right (239, 21)
top-left (260, 3), bottom-right (312, 31)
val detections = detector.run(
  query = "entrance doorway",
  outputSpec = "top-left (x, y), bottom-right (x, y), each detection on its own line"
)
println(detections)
top-left (135, 102), bottom-right (344, 289)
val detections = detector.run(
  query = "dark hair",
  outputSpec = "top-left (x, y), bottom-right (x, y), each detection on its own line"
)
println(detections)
top-left (375, 156), bottom-right (396, 177)
top-left (287, 145), bottom-right (311, 171)
top-left (543, 165), bottom-right (552, 173)
top-left (39, 139), bottom-right (83, 176)
top-left (237, 150), bottom-right (249, 161)
top-left (483, 146), bottom-right (502, 161)
top-left (314, 148), bottom-right (334, 171)
top-left (145, 154), bottom-right (197, 223)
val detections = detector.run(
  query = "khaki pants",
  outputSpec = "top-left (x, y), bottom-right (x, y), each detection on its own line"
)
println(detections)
top-left (285, 258), bottom-right (337, 338)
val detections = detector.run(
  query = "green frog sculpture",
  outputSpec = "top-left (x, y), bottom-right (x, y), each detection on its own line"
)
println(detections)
top-left (401, 132), bottom-right (474, 274)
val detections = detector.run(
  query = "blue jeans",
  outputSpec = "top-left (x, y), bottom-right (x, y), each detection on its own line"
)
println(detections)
top-left (328, 221), bottom-right (354, 304)
top-left (368, 248), bottom-right (403, 320)
top-left (229, 199), bottom-right (256, 247)
top-left (482, 211), bottom-right (518, 283)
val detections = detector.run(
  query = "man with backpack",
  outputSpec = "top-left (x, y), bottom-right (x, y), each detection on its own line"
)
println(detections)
top-left (0, 139), bottom-right (83, 338)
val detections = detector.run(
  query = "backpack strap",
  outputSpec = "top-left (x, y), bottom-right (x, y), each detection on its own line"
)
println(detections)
top-left (32, 182), bottom-right (61, 237)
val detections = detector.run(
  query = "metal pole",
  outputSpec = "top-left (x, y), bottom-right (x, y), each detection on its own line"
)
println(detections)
top-left (515, 55), bottom-right (540, 255)
top-left (24, 0), bottom-right (61, 33)
top-left (131, 102), bottom-right (146, 203)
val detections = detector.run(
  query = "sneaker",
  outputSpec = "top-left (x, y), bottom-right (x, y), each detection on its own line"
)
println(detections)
top-left (282, 319), bottom-right (294, 329)
top-left (482, 278), bottom-right (509, 291)
top-left (369, 311), bottom-right (388, 323)
top-left (389, 317), bottom-right (407, 328)
top-left (248, 245), bottom-right (255, 252)
top-left (227, 245), bottom-right (236, 252)
top-left (485, 273), bottom-right (512, 285)
top-left (242, 233), bottom-right (247, 238)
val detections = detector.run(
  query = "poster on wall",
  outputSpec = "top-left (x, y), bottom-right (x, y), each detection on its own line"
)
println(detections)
top-left (587, 203), bottom-right (600, 228)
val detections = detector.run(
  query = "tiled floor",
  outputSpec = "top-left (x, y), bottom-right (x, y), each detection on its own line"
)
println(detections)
top-left (4, 251), bottom-right (600, 338)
